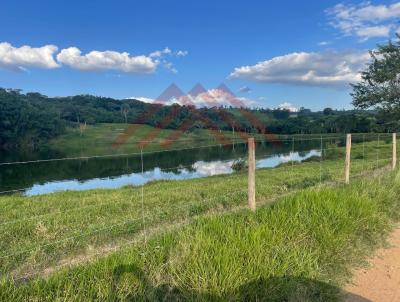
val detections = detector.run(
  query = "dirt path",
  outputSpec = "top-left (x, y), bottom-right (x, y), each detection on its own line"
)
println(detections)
top-left (344, 227), bottom-right (400, 302)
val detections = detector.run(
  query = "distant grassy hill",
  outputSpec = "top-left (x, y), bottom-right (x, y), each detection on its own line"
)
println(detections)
top-left (49, 123), bottom-right (240, 157)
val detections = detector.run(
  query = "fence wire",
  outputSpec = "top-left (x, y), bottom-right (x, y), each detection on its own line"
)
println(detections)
top-left (0, 133), bottom-right (397, 282)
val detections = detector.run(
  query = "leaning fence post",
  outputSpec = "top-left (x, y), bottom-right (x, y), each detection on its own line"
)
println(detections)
top-left (248, 137), bottom-right (256, 211)
top-left (393, 133), bottom-right (397, 171)
top-left (345, 134), bottom-right (352, 184)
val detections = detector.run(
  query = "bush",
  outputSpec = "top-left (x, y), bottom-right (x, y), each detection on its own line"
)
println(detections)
top-left (231, 158), bottom-right (247, 172)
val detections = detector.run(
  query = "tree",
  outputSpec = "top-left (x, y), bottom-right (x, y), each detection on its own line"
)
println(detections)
top-left (0, 86), bottom-right (395, 150)
top-left (351, 35), bottom-right (400, 118)
top-left (0, 88), bottom-right (65, 149)
top-left (323, 108), bottom-right (334, 115)
top-left (121, 103), bottom-right (130, 124)
top-left (272, 109), bottom-right (290, 119)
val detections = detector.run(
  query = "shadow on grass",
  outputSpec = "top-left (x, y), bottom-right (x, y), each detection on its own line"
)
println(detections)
top-left (111, 264), bottom-right (371, 301)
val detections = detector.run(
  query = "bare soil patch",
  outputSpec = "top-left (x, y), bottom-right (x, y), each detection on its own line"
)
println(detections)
top-left (345, 227), bottom-right (400, 302)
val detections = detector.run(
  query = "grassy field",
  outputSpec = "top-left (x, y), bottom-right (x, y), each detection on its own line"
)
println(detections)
top-left (0, 135), bottom-right (397, 301)
top-left (1, 171), bottom-right (399, 300)
top-left (48, 123), bottom-right (358, 157)
top-left (49, 123), bottom-right (242, 157)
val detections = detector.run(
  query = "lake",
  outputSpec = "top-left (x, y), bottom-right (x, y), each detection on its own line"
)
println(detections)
top-left (0, 139), bottom-right (325, 196)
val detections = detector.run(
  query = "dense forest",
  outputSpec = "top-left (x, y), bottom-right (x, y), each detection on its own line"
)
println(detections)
top-left (0, 88), bottom-right (398, 150)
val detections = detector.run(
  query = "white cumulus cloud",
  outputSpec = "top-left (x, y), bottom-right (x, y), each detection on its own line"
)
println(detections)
top-left (176, 50), bottom-right (188, 57)
top-left (0, 42), bottom-right (59, 70)
top-left (127, 96), bottom-right (155, 103)
top-left (327, 2), bottom-right (400, 40)
top-left (239, 86), bottom-right (252, 93)
top-left (318, 41), bottom-right (330, 46)
top-left (172, 88), bottom-right (256, 108)
top-left (133, 88), bottom-right (257, 108)
top-left (229, 50), bottom-right (370, 87)
top-left (277, 102), bottom-right (298, 112)
top-left (57, 47), bottom-right (157, 73)
top-left (356, 25), bottom-right (392, 39)
top-left (163, 61), bottom-right (178, 74)
top-left (148, 47), bottom-right (188, 73)
top-left (0, 42), bottom-right (187, 74)
top-left (149, 47), bottom-right (172, 58)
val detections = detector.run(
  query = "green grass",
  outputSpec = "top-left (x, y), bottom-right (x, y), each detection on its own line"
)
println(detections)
top-left (1, 172), bottom-right (400, 301)
top-left (49, 123), bottom-right (243, 157)
top-left (49, 123), bottom-right (360, 157)
top-left (0, 135), bottom-right (398, 301)
top-left (0, 161), bottom-right (329, 278)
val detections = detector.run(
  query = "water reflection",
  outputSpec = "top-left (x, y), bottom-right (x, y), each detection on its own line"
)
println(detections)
top-left (23, 149), bottom-right (319, 196)
top-left (257, 150), bottom-right (321, 168)
top-left (193, 161), bottom-right (233, 176)
top-left (0, 139), bottom-right (331, 196)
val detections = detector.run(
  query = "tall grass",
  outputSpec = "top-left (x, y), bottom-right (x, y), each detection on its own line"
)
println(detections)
top-left (0, 137), bottom-right (398, 301)
top-left (1, 174), bottom-right (400, 301)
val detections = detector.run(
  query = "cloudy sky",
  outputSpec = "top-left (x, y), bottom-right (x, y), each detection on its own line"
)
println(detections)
top-left (1, 0), bottom-right (399, 110)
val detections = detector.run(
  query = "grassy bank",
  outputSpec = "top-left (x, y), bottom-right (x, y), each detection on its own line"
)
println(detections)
top-left (1, 172), bottom-right (400, 301)
top-left (0, 138), bottom-right (393, 277)
top-left (0, 136), bottom-right (397, 300)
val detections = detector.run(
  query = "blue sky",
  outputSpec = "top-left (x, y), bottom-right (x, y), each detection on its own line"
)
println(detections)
top-left (0, 0), bottom-right (399, 110)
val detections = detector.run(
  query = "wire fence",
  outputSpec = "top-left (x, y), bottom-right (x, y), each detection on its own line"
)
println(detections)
top-left (0, 132), bottom-right (397, 282)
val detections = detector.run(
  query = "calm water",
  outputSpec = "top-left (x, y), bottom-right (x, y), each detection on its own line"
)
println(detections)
top-left (0, 140), bottom-right (323, 196)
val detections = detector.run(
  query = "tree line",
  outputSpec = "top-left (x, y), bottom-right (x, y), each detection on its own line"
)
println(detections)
top-left (0, 88), bottom-right (394, 150)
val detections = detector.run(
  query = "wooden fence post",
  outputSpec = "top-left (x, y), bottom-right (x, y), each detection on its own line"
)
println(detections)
top-left (345, 134), bottom-right (352, 184)
top-left (248, 137), bottom-right (256, 211)
top-left (393, 133), bottom-right (397, 171)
